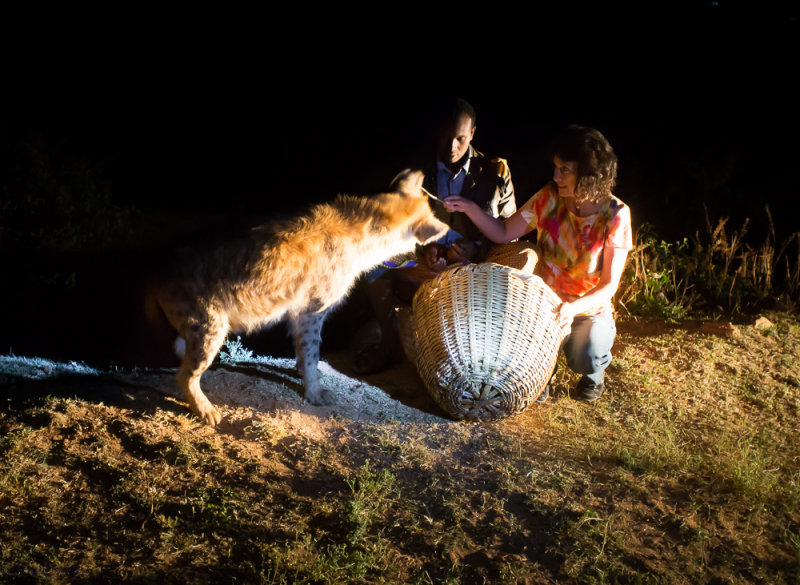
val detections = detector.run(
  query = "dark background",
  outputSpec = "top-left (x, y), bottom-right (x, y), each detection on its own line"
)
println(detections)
top-left (1, 4), bottom-right (798, 363)
top-left (6, 4), bottom-right (797, 237)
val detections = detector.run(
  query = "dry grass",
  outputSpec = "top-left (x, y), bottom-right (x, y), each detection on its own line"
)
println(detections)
top-left (1, 313), bottom-right (800, 583)
top-left (619, 207), bottom-right (800, 318)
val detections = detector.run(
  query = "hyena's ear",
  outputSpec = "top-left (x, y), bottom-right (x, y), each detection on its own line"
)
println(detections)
top-left (413, 216), bottom-right (448, 244)
top-left (390, 169), bottom-right (425, 197)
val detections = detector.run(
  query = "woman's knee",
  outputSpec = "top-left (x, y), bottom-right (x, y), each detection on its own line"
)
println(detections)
top-left (564, 317), bottom-right (616, 375)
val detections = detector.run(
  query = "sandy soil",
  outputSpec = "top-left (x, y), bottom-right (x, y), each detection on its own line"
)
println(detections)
top-left (0, 349), bottom-right (451, 438)
top-left (0, 316), bottom-right (743, 436)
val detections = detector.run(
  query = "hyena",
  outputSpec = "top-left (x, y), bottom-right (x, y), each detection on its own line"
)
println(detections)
top-left (146, 171), bottom-right (448, 425)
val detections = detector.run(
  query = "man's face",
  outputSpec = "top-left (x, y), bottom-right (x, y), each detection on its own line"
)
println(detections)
top-left (438, 113), bottom-right (476, 166)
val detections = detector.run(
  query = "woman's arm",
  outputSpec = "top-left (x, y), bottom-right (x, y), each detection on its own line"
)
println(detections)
top-left (555, 245), bottom-right (629, 329)
top-left (443, 195), bottom-right (531, 243)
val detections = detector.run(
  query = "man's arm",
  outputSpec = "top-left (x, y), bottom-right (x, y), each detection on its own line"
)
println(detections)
top-left (489, 157), bottom-right (516, 219)
top-left (462, 157), bottom-right (516, 261)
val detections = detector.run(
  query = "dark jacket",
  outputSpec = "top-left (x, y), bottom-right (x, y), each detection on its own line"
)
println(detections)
top-left (423, 145), bottom-right (516, 259)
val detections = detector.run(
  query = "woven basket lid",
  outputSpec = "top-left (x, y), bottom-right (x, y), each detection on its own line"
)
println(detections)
top-left (411, 263), bottom-right (565, 420)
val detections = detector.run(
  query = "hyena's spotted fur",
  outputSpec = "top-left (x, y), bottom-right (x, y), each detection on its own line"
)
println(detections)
top-left (147, 171), bottom-right (448, 425)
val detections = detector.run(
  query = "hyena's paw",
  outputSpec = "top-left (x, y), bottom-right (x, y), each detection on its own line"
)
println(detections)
top-left (305, 386), bottom-right (334, 407)
top-left (189, 396), bottom-right (223, 426)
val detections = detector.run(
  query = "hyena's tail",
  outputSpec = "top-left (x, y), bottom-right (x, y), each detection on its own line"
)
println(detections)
top-left (144, 283), bottom-right (186, 359)
top-left (144, 282), bottom-right (167, 331)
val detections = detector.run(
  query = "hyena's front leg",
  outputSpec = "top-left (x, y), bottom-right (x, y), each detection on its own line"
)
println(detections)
top-left (290, 311), bottom-right (332, 406)
top-left (177, 310), bottom-right (229, 426)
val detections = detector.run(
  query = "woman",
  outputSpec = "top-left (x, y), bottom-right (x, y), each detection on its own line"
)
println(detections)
top-left (443, 125), bottom-right (632, 402)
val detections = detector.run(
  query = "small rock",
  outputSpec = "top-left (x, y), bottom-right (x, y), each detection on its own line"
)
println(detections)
top-left (754, 316), bottom-right (774, 330)
top-left (700, 321), bottom-right (740, 337)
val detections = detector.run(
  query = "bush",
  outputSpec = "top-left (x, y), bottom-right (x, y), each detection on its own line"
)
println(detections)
top-left (618, 207), bottom-right (800, 317)
top-left (0, 134), bottom-right (133, 253)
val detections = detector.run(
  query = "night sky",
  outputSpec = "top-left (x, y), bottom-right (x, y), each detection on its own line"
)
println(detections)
top-left (5, 5), bottom-right (798, 239)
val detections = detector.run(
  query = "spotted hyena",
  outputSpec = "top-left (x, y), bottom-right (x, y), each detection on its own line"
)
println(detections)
top-left (146, 171), bottom-right (448, 425)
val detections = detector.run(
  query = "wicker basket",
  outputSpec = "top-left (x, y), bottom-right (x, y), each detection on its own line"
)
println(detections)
top-left (410, 263), bottom-right (565, 421)
top-left (394, 305), bottom-right (418, 364)
top-left (485, 241), bottom-right (539, 274)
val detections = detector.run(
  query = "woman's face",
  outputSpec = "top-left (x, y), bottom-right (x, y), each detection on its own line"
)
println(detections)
top-left (553, 156), bottom-right (578, 198)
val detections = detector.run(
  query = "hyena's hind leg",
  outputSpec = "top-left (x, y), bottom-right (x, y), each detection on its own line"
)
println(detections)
top-left (290, 310), bottom-right (332, 406)
top-left (177, 309), bottom-right (229, 426)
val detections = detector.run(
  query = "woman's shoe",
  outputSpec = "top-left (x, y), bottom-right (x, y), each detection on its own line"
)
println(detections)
top-left (576, 377), bottom-right (605, 402)
top-left (536, 384), bottom-right (549, 403)
top-left (537, 363), bottom-right (557, 403)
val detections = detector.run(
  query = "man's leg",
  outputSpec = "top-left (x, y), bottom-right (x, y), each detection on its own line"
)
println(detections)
top-left (367, 277), bottom-right (406, 358)
top-left (351, 276), bottom-right (405, 374)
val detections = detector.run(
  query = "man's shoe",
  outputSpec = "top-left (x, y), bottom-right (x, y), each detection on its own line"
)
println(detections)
top-left (576, 377), bottom-right (605, 402)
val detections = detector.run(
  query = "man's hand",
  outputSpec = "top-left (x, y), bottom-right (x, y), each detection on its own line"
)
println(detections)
top-left (420, 243), bottom-right (449, 271)
top-left (449, 239), bottom-right (477, 262)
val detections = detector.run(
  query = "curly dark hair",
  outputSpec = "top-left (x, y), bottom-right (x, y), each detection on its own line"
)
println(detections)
top-left (549, 125), bottom-right (617, 203)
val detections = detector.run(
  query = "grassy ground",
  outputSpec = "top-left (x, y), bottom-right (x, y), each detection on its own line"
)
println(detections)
top-left (1, 312), bottom-right (799, 584)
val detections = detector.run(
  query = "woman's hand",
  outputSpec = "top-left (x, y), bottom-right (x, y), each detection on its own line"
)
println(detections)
top-left (443, 196), bottom-right (532, 245)
top-left (443, 195), bottom-right (478, 214)
top-left (555, 301), bottom-right (578, 332)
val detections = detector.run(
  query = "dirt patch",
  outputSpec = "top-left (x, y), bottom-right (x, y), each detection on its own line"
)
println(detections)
top-left (1, 314), bottom-right (800, 584)
top-left (0, 352), bottom-right (449, 437)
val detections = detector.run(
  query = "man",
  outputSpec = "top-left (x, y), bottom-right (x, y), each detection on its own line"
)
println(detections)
top-left (351, 98), bottom-right (516, 375)
top-left (423, 98), bottom-right (516, 263)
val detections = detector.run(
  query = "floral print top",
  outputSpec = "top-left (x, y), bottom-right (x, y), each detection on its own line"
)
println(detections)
top-left (518, 183), bottom-right (633, 317)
